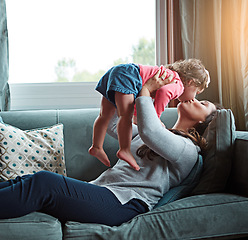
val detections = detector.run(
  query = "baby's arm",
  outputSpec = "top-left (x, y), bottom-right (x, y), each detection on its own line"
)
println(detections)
top-left (136, 96), bottom-right (197, 163)
top-left (153, 85), bottom-right (174, 117)
top-left (133, 84), bottom-right (176, 125)
top-left (153, 82), bottom-right (183, 118)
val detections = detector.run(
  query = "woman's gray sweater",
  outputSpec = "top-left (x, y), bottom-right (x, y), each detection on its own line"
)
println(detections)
top-left (90, 96), bottom-right (200, 210)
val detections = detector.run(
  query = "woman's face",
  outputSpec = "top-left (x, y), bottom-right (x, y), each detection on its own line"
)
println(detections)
top-left (177, 99), bottom-right (216, 123)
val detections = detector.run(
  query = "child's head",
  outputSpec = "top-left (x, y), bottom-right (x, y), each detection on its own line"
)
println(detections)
top-left (167, 59), bottom-right (210, 102)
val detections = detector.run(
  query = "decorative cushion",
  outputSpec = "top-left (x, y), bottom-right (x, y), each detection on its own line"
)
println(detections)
top-left (191, 109), bottom-right (236, 195)
top-left (0, 123), bottom-right (66, 181)
top-left (154, 154), bottom-right (203, 209)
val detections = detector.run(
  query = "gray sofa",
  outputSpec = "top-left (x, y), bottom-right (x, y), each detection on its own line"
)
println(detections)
top-left (0, 107), bottom-right (247, 240)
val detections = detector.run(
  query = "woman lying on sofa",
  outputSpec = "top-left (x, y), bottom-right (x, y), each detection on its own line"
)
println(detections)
top-left (0, 70), bottom-right (217, 226)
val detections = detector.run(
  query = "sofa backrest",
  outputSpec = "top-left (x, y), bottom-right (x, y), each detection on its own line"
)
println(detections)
top-left (1, 107), bottom-right (248, 198)
top-left (0, 109), bottom-right (115, 181)
top-left (191, 109), bottom-right (236, 195)
top-left (0, 108), bottom-right (179, 181)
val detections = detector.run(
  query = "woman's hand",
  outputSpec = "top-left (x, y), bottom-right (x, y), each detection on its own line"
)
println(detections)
top-left (139, 69), bottom-right (175, 97)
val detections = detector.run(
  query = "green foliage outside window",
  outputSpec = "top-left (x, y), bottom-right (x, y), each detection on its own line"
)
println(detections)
top-left (54, 38), bottom-right (155, 82)
top-left (132, 38), bottom-right (155, 66)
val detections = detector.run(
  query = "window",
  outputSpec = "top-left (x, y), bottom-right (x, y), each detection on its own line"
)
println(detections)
top-left (6, 0), bottom-right (156, 83)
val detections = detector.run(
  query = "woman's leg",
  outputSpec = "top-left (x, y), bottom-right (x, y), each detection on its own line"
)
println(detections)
top-left (0, 173), bottom-right (47, 219)
top-left (115, 92), bottom-right (140, 171)
top-left (88, 96), bottom-right (116, 167)
top-left (0, 171), bottom-right (147, 226)
top-left (41, 172), bottom-right (147, 226)
top-left (0, 175), bottom-right (32, 190)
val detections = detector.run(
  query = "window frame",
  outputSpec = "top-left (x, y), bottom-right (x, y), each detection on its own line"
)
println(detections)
top-left (9, 0), bottom-right (167, 111)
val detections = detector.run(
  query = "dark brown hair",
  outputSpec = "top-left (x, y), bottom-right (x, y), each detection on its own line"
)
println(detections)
top-left (136, 128), bottom-right (207, 160)
top-left (136, 106), bottom-right (221, 160)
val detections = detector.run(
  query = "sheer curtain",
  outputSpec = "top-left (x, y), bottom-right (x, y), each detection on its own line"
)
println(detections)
top-left (179, 0), bottom-right (248, 130)
top-left (0, 0), bottom-right (10, 111)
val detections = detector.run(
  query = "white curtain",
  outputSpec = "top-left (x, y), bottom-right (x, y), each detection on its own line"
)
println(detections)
top-left (179, 0), bottom-right (248, 130)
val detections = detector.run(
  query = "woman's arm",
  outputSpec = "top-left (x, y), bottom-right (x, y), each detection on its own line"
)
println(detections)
top-left (136, 97), bottom-right (188, 163)
top-left (136, 71), bottom-right (198, 163)
top-left (106, 110), bottom-right (139, 140)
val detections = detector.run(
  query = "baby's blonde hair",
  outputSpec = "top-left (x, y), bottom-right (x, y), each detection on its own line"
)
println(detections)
top-left (166, 58), bottom-right (209, 91)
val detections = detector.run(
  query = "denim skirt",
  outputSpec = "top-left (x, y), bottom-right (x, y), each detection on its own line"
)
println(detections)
top-left (95, 63), bottom-right (143, 106)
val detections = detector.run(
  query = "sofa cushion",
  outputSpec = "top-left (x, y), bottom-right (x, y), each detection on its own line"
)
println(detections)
top-left (0, 123), bottom-right (66, 181)
top-left (0, 212), bottom-right (62, 240)
top-left (191, 109), bottom-right (236, 195)
top-left (63, 194), bottom-right (248, 240)
top-left (154, 154), bottom-right (203, 208)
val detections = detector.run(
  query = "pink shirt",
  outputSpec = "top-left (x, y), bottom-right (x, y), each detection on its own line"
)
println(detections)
top-left (134, 64), bottom-right (184, 118)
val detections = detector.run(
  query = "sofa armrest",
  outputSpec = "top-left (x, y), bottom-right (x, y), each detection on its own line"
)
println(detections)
top-left (227, 130), bottom-right (248, 196)
top-left (235, 130), bottom-right (248, 140)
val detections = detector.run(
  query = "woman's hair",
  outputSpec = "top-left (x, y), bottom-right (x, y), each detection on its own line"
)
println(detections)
top-left (193, 103), bottom-right (223, 135)
top-left (136, 128), bottom-right (208, 160)
top-left (136, 104), bottom-right (222, 160)
top-left (166, 58), bottom-right (209, 91)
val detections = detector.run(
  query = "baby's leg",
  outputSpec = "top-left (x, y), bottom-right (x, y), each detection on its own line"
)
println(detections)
top-left (88, 97), bottom-right (116, 167)
top-left (115, 92), bottom-right (140, 171)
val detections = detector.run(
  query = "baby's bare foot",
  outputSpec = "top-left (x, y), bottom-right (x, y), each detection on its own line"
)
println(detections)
top-left (117, 149), bottom-right (140, 171)
top-left (88, 146), bottom-right (110, 167)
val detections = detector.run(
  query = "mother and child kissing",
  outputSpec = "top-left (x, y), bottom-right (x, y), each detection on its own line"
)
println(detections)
top-left (88, 59), bottom-right (211, 171)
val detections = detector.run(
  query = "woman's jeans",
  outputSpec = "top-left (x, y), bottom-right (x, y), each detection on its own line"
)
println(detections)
top-left (0, 171), bottom-right (147, 226)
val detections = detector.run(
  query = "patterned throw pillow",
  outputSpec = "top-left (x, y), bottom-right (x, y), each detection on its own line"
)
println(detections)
top-left (0, 123), bottom-right (66, 181)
